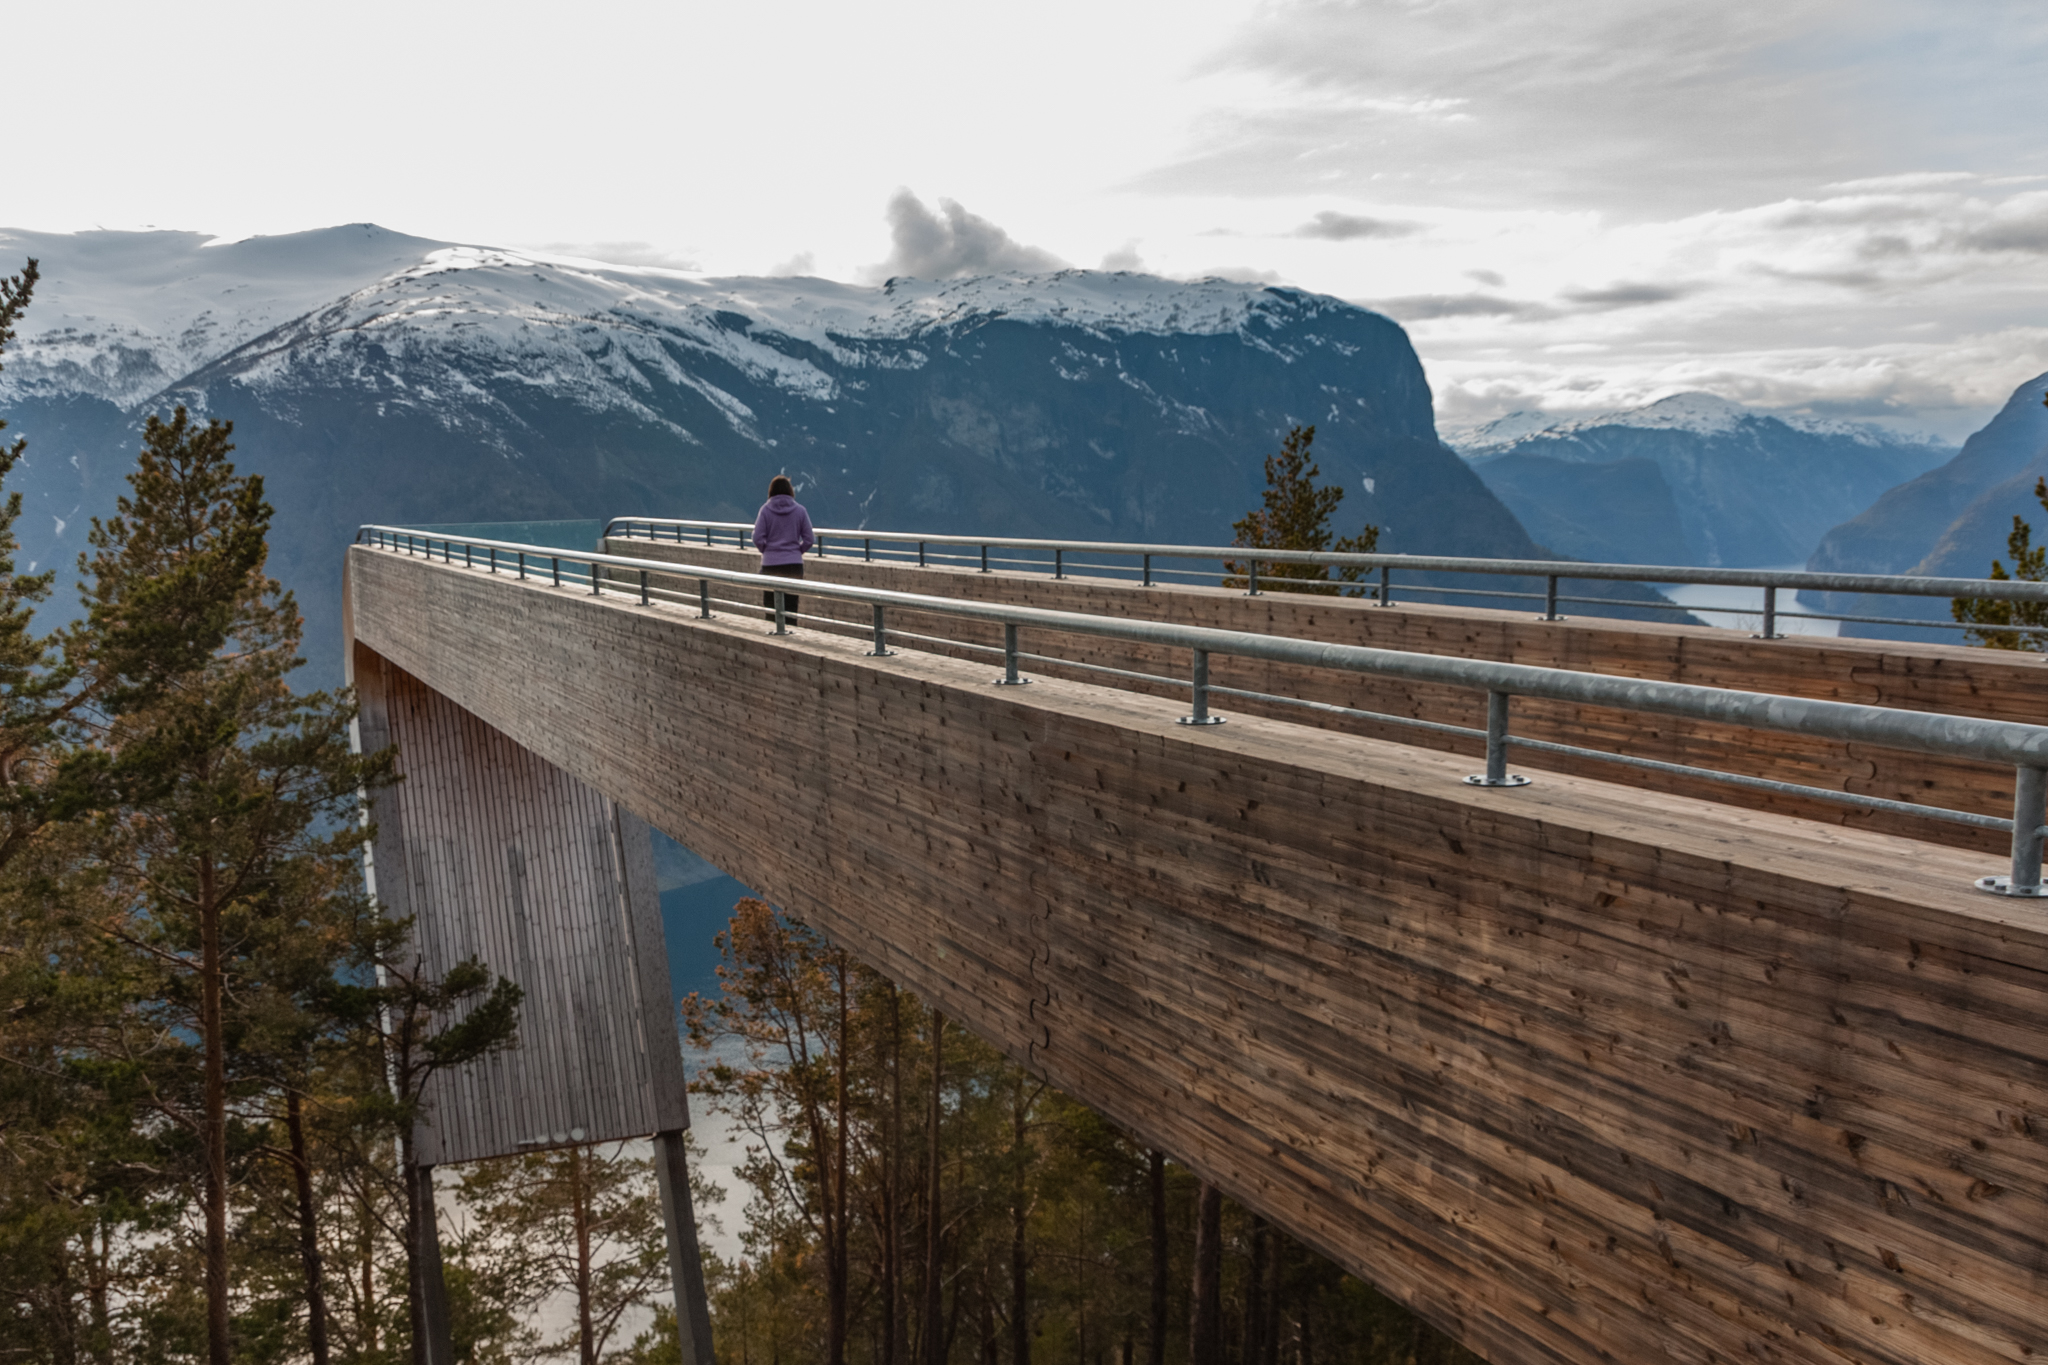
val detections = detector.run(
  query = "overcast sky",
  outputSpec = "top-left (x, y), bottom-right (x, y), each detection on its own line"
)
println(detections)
top-left (14, 0), bottom-right (2048, 437)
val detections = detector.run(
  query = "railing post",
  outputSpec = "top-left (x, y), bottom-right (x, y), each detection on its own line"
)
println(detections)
top-left (1755, 585), bottom-right (1783, 639)
top-left (1177, 649), bottom-right (1225, 725)
top-left (865, 537), bottom-right (873, 562)
top-left (699, 580), bottom-right (711, 618)
top-left (994, 623), bottom-right (1029, 685)
top-left (1379, 565), bottom-right (1392, 607)
top-left (592, 560), bottom-right (601, 596)
top-left (553, 556), bottom-right (561, 587)
top-left (1541, 575), bottom-right (1561, 621)
top-left (517, 551), bottom-right (526, 581)
top-left (706, 526), bottom-right (714, 547)
top-left (489, 547), bottom-right (497, 574)
top-left (981, 545), bottom-right (990, 574)
top-left (1055, 549), bottom-right (1064, 580)
top-left (818, 536), bottom-right (827, 558)
top-left (868, 604), bottom-right (894, 656)
top-left (464, 543), bottom-right (472, 568)
top-left (1464, 691), bottom-right (1531, 787)
top-left (773, 589), bottom-right (789, 635)
top-left (1247, 560), bottom-right (1260, 596)
top-left (1979, 766), bottom-right (2048, 896)
top-left (919, 541), bottom-right (926, 567)
top-left (640, 569), bottom-right (650, 605)
top-left (1143, 553), bottom-right (1152, 588)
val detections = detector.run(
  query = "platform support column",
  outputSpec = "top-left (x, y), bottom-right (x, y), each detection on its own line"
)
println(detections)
top-left (654, 1130), bottom-right (717, 1365)
top-left (415, 1163), bottom-right (456, 1365)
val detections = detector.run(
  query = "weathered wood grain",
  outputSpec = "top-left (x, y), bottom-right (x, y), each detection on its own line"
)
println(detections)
top-left (604, 539), bottom-right (2047, 852)
top-left (349, 642), bottom-right (691, 1165)
top-left (353, 545), bottom-right (2048, 1365)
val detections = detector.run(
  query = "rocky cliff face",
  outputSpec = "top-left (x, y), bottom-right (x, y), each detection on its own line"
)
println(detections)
top-left (0, 229), bottom-right (1556, 682)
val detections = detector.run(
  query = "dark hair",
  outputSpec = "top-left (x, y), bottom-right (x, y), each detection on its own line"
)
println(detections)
top-left (769, 475), bottom-right (795, 497)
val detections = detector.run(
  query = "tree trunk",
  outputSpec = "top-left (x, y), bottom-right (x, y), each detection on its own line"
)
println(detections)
top-left (829, 959), bottom-right (850, 1365)
top-left (198, 858), bottom-right (231, 1365)
top-left (361, 1194), bottom-right (379, 1358)
top-left (1010, 1080), bottom-right (1029, 1365)
top-left (1147, 1152), bottom-right (1167, 1365)
top-left (884, 986), bottom-right (902, 1365)
top-left (1190, 1183), bottom-right (1221, 1365)
top-left (923, 1009), bottom-right (945, 1365)
top-left (88, 1219), bottom-right (113, 1365)
top-left (1264, 1234), bottom-right (1286, 1365)
top-left (287, 1090), bottom-right (333, 1365)
top-left (401, 1132), bottom-right (428, 1365)
top-left (573, 1147), bottom-right (596, 1365)
top-left (1244, 1215), bottom-right (1268, 1365)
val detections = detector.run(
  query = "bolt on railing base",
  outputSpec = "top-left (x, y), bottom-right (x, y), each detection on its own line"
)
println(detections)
top-left (993, 676), bottom-right (1034, 686)
top-left (1176, 714), bottom-right (1226, 727)
top-left (1974, 875), bottom-right (2048, 897)
top-left (1463, 774), bottom-right (1532, 788)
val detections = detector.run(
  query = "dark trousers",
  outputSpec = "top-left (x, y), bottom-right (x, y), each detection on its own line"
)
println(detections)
top-left (761, 562), bottom-right (803, 621)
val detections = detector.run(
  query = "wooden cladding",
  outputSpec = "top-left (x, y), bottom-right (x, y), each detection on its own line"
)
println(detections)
top-left (605, 539), bottom-right (2045, 853)
top-left (351, 546), bottom-right (2048, 1365)
top-left (351, 644), bottom-right (690, 1166)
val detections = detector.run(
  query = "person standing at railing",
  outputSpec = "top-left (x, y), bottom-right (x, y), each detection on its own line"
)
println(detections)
top-left (752, 475), bottom-right (815, 622)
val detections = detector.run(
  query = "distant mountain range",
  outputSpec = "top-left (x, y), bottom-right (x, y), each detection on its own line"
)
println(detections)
top-left (0, 224), bottom-right (1582, 685)
top-left (1800, 372), bottom-right (2048, 639)
top-left (1451, 394), bottom-right (1954, 568)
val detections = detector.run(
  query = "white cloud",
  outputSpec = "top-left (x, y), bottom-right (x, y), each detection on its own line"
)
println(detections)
top-left (867, 191), bottom-right (1066, 281)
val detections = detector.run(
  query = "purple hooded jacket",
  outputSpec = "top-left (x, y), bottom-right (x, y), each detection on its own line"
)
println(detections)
top-left (752, 494), bottom-right (815, 566)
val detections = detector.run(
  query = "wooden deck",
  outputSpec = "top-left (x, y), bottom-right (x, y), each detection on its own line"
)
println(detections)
top-left (604, 537), bottom-right (2048, 853)
top-left (350, 543), bottom-right (2048, 1365)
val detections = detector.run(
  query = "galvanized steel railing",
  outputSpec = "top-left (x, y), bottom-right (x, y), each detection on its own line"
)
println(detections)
top-left (358, 525), bottom-right (2048, 896)
top-left (601, 516), bottom-right (2048, 640)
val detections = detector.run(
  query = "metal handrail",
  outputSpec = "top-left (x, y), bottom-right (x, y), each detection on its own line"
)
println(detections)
top-left (356, 524), bottom-right (2048, 896)
top-left (600, 515), bottom-right (2048, 638)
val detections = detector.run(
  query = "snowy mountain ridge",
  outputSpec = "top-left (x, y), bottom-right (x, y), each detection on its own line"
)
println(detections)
top-left (1, 229), bottom-right (1353, 423)
top-left (0, 225), bottom-right (454, 407)
top-left (1452, 392), bottom-right (1931, 452)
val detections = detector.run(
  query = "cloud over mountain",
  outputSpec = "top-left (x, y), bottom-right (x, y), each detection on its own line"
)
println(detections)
top-left (871, 191), bottom-right (1066, 280)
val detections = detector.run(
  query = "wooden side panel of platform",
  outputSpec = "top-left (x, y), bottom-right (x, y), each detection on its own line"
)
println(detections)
top-left (352, 545), bottom-right (2048, 1365)
top-left (605, 538), bottom-right (2048, 853)
top-left (352, 639), bottom-right (690, 1164)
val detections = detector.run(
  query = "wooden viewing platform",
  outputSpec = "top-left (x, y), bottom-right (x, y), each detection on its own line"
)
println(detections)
top-left (348, 538), bottom-right (2048, 1365)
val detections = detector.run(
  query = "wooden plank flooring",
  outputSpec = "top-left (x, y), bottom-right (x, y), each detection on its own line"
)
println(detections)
top-left (352, 545), bottom-right (2048, 1365)
top-left (603, 539), bottom-right (2048, 853)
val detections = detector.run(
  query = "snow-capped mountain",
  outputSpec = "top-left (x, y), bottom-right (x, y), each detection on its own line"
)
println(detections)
top-left (1452, 393), bottom-right (1953, 566)
top-left (0, 225), bottom-right (1558, 682)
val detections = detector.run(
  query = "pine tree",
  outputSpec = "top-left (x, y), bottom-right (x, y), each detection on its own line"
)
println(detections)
top-left (456, 1142), bottom-right (671, 1364)
top-left (1224, 425), bottom-right (1379, 596)
top-left (80, 408), bottom-right (394, 1365)
top-left (1952, 401), bottom-right (2048, 650)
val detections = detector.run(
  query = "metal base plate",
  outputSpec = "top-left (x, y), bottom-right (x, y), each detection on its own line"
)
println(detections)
top-left (866, 649), bottom-right (896, 657)
top-left (1975, 875), bottom-right (2048, 897)
top-left (1177, 715), bottom-right (1227, 726)
top-left (1464, 774), bottom-right (1533, 787)
top-left (994, 677), bottom-right (1033, 686)
top-left (1750, 633), bottom-right (1785, 640)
